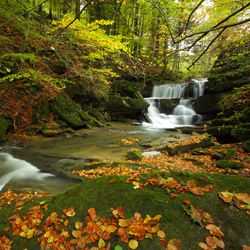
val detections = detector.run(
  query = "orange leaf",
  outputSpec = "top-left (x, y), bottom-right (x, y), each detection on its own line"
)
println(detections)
top-left (106, 225), bottom-right (117, 233)
top-left (183, 199), bottom-right (191, 204)
top-left (157, 230), bottom-right (166, 239)
top-left (170, 193), bottom-right (178, 198)
top-left (63, 207), bottom-right (76, 217)
top-left (205, 236), bottom-right (216, 248)
top-left (205, 224), bottom-right (224, 238)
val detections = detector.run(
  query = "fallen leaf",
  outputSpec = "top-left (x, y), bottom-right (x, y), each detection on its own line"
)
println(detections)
top-left (128, 239), bottom-right (138, 249)
top-left (183, 198), bottom-right (191, 204)
top-left (98, 238), bottom-right (105, 248)
top-left (157, 230), bottom-right (166, 238)
top-left (170, 193), bottom-right (178, 198)
top-left (205, 224), bottom-right (224, 238)
top-left (218, 191), bottom-right (234, 203)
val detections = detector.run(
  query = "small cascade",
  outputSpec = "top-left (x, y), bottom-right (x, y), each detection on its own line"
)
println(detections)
top-left (0, 152), bottom-right (53, 191)
top-left (143, 78), bottom-right (207, 129)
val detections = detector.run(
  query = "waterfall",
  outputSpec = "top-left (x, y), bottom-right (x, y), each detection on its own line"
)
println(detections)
top-left (143, 78), bottom-right (207, 129)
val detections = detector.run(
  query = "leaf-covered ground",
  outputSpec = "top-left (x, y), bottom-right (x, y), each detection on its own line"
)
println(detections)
top-left (1, 149), bottom-right (250, 250)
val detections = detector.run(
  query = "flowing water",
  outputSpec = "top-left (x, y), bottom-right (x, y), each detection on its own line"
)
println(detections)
top-left (0, 79), bottom-right (207, 193)
top-left (143, 78), bottom-right (207, 129)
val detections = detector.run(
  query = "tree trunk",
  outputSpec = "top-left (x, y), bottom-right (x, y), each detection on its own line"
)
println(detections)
top-left (75, 0), bottom-right (80, 20)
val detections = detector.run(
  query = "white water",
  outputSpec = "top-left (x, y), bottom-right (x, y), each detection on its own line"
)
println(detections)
top-left (143, 78), bottom-right (207, 129)
top-left (0, 152), bottom-right (54, 191)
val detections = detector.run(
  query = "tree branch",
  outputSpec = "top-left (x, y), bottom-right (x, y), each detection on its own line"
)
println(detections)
top-left (185, 0), bottom-right (205, 31)
top-left (175, 2), bottom-right (250, 44)
top-left (0, 0), bottom-right (49, 28)
top-left (147, 0), bottom-right (175, 44)
top-left (53, 0), bottom-right (94, 39)
top-left (187, 28), bottom-right (227, 70)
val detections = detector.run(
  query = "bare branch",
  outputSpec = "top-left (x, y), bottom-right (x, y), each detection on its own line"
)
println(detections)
top-left (175, 2), bottom-right (250, 44)
top-left (185, 0), bottom-right (205, 31)
top-left (0, 0), bottom-right (49, 28)
top-left (53, 0), bottom-right (94, 39)
top-left (187, 28), bottom-right (227, 70)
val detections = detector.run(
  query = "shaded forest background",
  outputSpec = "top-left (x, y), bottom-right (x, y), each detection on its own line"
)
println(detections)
top-left (0, 0), bottom-right (250, 139)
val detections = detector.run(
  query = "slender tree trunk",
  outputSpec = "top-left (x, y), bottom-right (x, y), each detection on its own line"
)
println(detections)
top-left (75, 0), bottom-right (80, 20)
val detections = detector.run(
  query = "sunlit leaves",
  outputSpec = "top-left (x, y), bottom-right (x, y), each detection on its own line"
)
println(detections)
top-left (219, 191), bottom-right (250, 214)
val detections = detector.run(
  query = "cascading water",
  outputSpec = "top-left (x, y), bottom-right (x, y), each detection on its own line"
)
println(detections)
top-left (143, 78), bottom-right (207, 129)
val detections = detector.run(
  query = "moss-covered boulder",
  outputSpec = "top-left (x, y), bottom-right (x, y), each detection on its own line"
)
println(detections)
top-left (50, 93), bottom-right (91, 128)
top-left (243, 140), bottom-right (250, 153)
top-left (106, 95), bottom-right (149, 120)
top-left (166, 135), bottom-right (214, 155)
top-left (0, 117), bottom-right (9, 142)
top-left (216, 160), bottom-right (245, 169)
top-left (111, 80), bottom-right (145, 98)
top-left (89, 108), bottom-right (106, 123)
top-left (128, 149), bottom-right (142, 161)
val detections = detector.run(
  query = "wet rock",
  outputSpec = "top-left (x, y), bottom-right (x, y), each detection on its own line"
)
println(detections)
top-left (128, 149), bottom-right (142, 161)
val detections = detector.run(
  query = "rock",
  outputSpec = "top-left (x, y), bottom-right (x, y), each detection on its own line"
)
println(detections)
top-left (103, 112), bottom-right (111, 122)
top-left (50, 93), bottom-right (91, 128)
top-left (166, 134), bottom-right (214, 155)
top-left (193, 92), bottom-right (225, 114)
top-left (106, 95), bottom-right (149, 120)
top-left (0, 117), bottom-right (9, 142)
top-left (211, 152), bottom-right (225, 160)
top-left (159, 98), bottom-right (180, 114)
top-left (111, 80), bottom-right (145, 98)
top-left (216, 160), bottom-right (245, 169)
top-left (128, 149), bottom-right (142, 161)
top-left (89, 108), bottom-right (106, 123)
top-left (225, 147), bottom-right (237, 160)
top-left (243, 140), bottom-right (250, 153)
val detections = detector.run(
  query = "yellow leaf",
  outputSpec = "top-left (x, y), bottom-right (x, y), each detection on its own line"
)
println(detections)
top-left (129, 239), bottom-right (138, 249)
top-left (72, 230), bottom-right (81, 238)
top-left (98, 238), bottom-right (105, 248)
top-left (20, 232), bottom-right (26, 237)
top-left (106, 225), bottom-right (117, 233)
top-left (47, 236), bottom-right (54, 243)
top-left (133, 181), bottom-right (140, 189)
top-left (145, 233), bottom-right (152, 239)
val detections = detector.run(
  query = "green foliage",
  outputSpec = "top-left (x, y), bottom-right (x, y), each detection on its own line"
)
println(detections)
top-left (0, 69), bottom-right (67, 89)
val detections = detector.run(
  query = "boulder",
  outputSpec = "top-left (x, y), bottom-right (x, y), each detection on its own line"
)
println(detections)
top-left (50, 93), bottom-right (91, 128)
top-left (89, 108), bottom-right (106, 123)
top-left (128, 149), bottom-right (142, 161)
top-left (216, 160), bottom-right (245, 169)
top-left (0, 117), bottom-right (9, 142)
top-left (243, 140), bottom-right (250, 153)
top-left (193, 92), bottom-right (225, 114)
top-left (159, 98), bottom-right (180, 114)
top-left (106, 95), bottom-right (149, 120)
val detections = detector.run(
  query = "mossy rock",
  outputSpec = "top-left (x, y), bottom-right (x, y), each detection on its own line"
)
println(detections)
top-left (111, 80), bottom-right (145, 97)
top-left (89, 108), bottom-right (106, 123)
top-left (166, 135), bottom-right (214, 155)
top-left (128, 149), bottom-right (142, 161)
top-left (50, 93), bottom-right (91, 128)
top-left (216, 160), bottom-right (245, 169)
top-left (225, 147), bottom-right (237, 160)
top-left (1, 172), bottom-right (250, 249)
top-left (103, 112), bottom-right (111, 122)
top-left (106, 95), bottom-right (149, 119)
top-left (0, 117), bottom-right (9, 142)
top-left (243, 140), bottom-right (250, 153)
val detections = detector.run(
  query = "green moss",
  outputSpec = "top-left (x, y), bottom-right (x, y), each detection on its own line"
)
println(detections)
top-left (216, 160), bottom-right (245, 169)
top-left (128, 149), bottom-right (142, 161)
top-left (0, 117), bottom-right (9, 142)
top-left (1, 171), bottom-right (250, 249)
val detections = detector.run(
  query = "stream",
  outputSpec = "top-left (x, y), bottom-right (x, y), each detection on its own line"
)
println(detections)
top-left (0, 79), bottom-right (207, 194)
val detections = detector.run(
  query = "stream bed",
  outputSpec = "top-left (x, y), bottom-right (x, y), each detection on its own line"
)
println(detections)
top-left (0, 122), bottom-right (196, 194)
